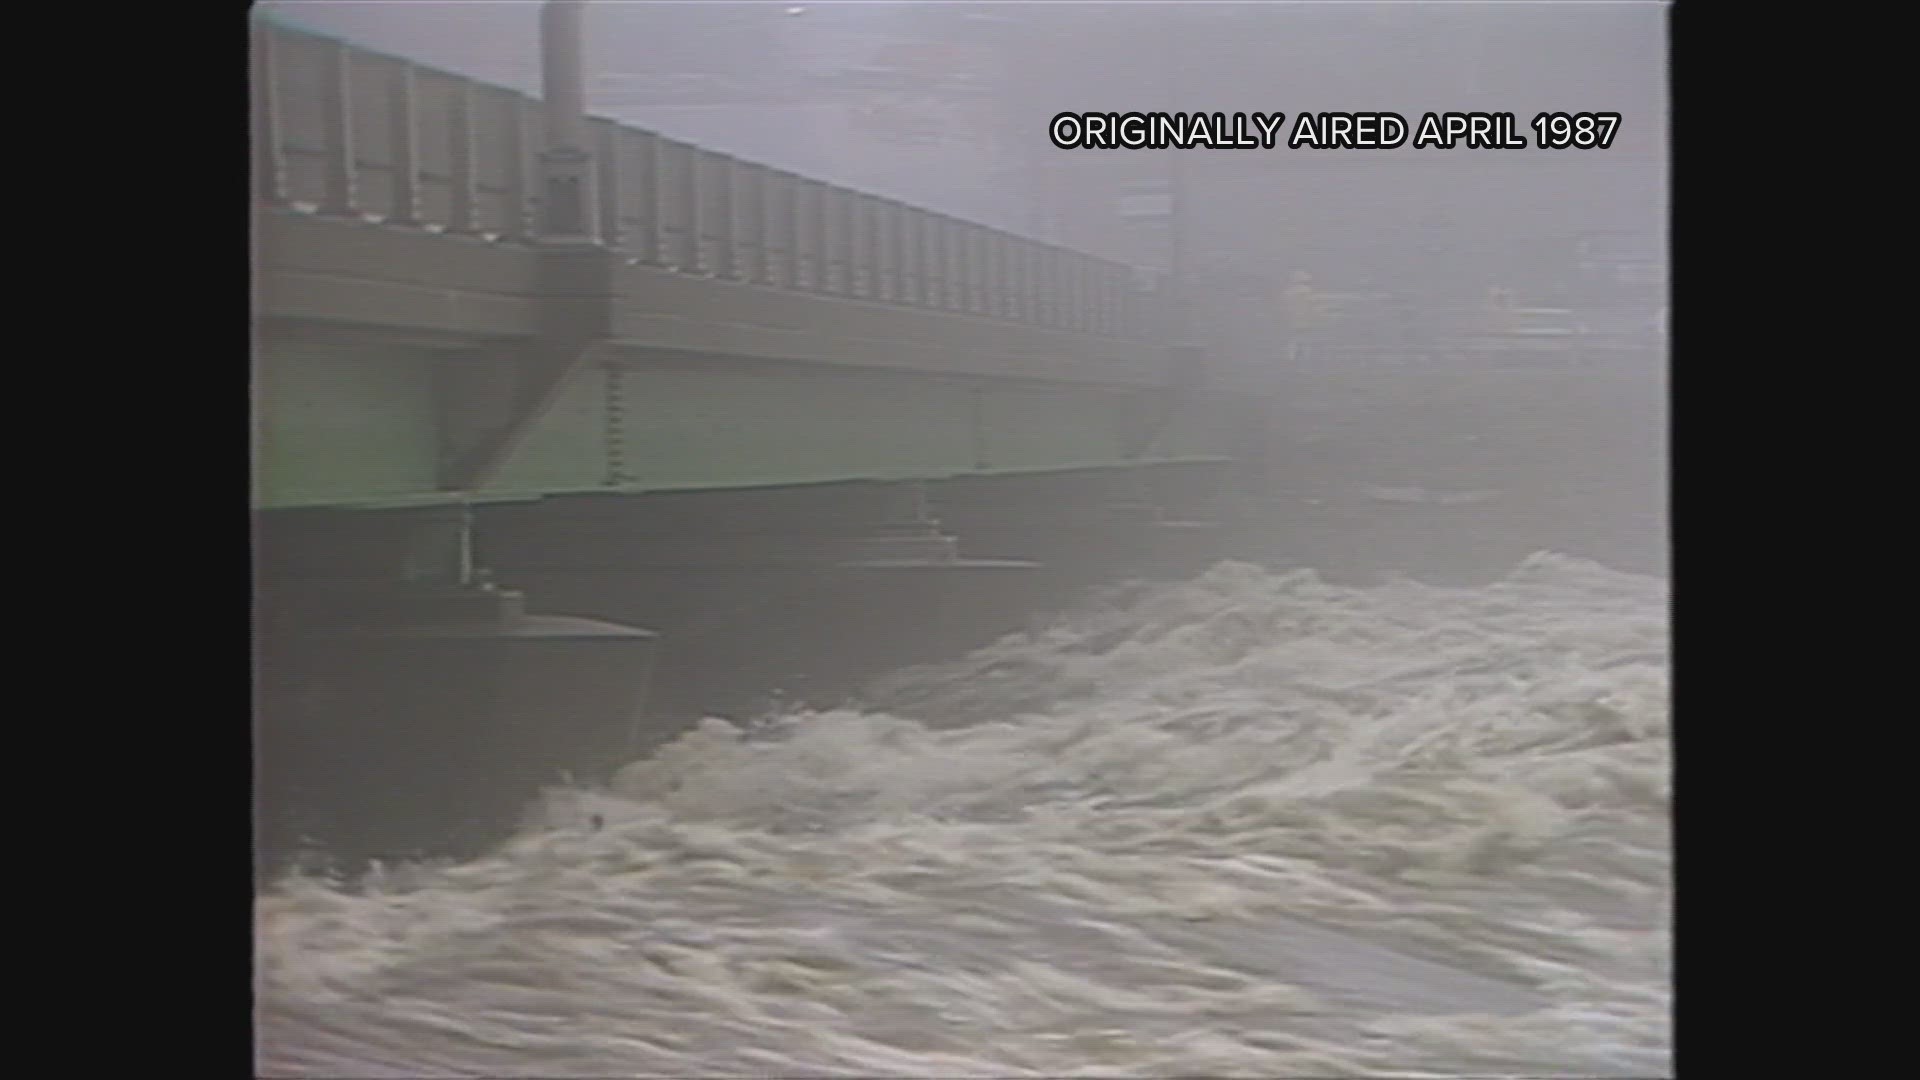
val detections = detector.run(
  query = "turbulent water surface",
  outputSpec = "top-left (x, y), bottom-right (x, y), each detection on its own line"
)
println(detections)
top-left (256, 553), bottom-right (1672, 1078)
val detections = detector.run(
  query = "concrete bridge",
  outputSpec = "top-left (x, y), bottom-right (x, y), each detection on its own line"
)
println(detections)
top-left (252, 16), bottom-right (1222, 515)
top-left (251, 8), bottom-right (1237, 873)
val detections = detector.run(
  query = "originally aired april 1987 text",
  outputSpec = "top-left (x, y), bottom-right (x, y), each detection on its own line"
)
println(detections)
top-left (1047, 111), bottom-right (1623, 151)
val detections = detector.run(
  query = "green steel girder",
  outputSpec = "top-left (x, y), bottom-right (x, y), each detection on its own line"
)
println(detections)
top-left (437, 247), bottom-right (616, 491)
top-left (251, 209), bottom-right (1222, 512)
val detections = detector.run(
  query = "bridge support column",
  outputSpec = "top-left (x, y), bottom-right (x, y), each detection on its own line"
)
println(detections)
top-left (255, 504), bottom-right (660, 880)
top-left (538, 0), bottom-right (596, 244)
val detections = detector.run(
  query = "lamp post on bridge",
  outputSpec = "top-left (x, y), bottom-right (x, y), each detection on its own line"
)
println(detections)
top-left (539, 0), bottom-right (596, 245)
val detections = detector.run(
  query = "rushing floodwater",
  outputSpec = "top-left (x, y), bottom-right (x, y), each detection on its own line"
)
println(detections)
top-left (256, 552), bottom-right (1672, 1078)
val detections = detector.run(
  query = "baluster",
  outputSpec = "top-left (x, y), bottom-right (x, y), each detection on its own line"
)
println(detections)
top-left (705, 153), bottom-right (737, 278)
top-left (626, 129), bottom-right (661, 263)
top-left (678, 142), bottom-right (700, 269)
top-left (446, 82), bottom-right (480, 233)
top-left (1090, 259), bottom-right (1107, 332)
top-left (872, 198), bottom-right (898, 302)
top-left (1074, 251), bottom-right (1091, 330)
top-left (1045, 247), bottom-right (1066, 329)
top-left (1034, 243), bottom-right (1053, 326)
top-left (317, 40), bottom-right (357, 216)
top-left (839, 190), bottom-right (861, 297)
top-left (1025, 244), bottom-right (1046, 327)
top-left (1060, 250), bottom-right (1080, 329)
top-left (497, 94), bottom-right (531, 241)
top-left (897, 204), bottom-right (923, 305)
top-left (817, 187), bottom-right (840, 293)
top-left (982, 230), bottom-right (1006, 319)
top-left (251, 23), bottom-right (287, 205)
top-left (1054, 247), bottom-right (1072, 328)
top-left (825, 188), bottom-right (853, 295)
top-left (385, 60), bottom-right (421, 226)
top-left (948, 220), bottom-right (970, 312)
top-left (792, 181), bottom-right (819, 290)
top-left (1006, 238), bottom-right (1029, 324)
top-left (1060, 252), bottom-right (1079, 330)
top-left (593, 118), bottom-right (622, 248)
top-left (656, 140), bottom-right (695, 269)
top-left (962, 225), bottom-right (985, 315)
top-left (917, 209), bottom-right (940, 307)
top-left (763, 169), bottom-right (796, 286)
top-left (848, 192), bottom-right (874, 299)
top-left (1075, 251), bottom-right (1090, 328)
top-left (1090, 263), bottom-right (1110, 335)
top-left (735, 163), bottom-right (765, 284)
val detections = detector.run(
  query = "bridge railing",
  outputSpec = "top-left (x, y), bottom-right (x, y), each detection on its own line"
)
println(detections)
top-left (253, 22), bottom-right (1156, 340)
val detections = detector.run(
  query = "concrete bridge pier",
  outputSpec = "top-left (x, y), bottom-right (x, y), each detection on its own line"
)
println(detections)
top-left (452, 463), bottom-right (1240, 724)
top-left (254, 505), bottom-right (659, 880)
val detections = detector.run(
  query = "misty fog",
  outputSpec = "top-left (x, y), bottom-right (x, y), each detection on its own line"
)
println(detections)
top-left (254, 3), bottom-right (1671, 1076)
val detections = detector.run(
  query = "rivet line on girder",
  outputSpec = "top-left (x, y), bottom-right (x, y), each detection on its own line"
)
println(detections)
top-left (601, 357), bottom-right (629, 487)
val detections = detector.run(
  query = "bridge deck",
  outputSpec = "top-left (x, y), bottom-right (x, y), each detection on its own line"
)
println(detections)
top-left (252, 20), bottom-right (1206, 512)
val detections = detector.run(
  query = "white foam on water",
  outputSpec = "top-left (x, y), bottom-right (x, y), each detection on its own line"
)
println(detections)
top-left (257, 552), bottom-right (1671, 1077)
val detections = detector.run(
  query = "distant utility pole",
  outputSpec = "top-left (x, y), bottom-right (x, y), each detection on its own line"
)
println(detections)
top-left (539, 0), bottom-right (596, 244)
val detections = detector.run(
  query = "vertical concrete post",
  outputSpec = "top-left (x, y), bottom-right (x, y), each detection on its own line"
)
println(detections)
top-left (898, 204), bottom-right (923, 305)
top-left (1007, 238), bottom-right (1029, 324)
top-left (933, 217), bottom-right (955, 311)
top-left (655, 140), bottom-right (695, 269)
top-left (1059, 253), bottom-right (1078, 330)
top-left (965, 225), bottom-right (988, 316)
top-left (765, 170), bottom-right (796, 286)
top-left (593, 118), bottom-right (624, 248)
top-left (539, 0), bottom-right (596, 244)
top-left (982, 230), bottom-right (1006, 319)
top-left (1075, 256), bottom-right (1095, 331)
top-left (798, 181), bottom-right (827, 291)
top-left (629, 129), bottom-right (660, 265)
top-left (823, 188), bottom-right (849, 295)
top-left (705, 153), bottom-right (737, 278)
top-left (1034, 245), bottom-right (1055, 328)
top-left (1101, 264), bottom-right (1123, 335)
top-left (922, 213), bottom-right (947, 310)
top-left (735, 163), bottom-right (766, 285)
top-left (387, 60), bottom-right (421, 226)
top-left (1015, 237), bottom-right (1035, 324)
top-left (843, 193), bottom-right (864, 298)
top-left (1059, 251), bottom-right (1078, 329)
top-left (1033, 243), bottom-right (1052, 326)
top-left (876, 200), bottom-right (896, 302)
top-left (446, 83), bottom-right (481, 234)
top-left (874, 202), bottom-right (894, 303)
top-left (940, 219), bottom-right (959, 312)
top-left (952, 223), bottom-right (971, 314)
top-left (848, 192), bottom-right (872, 298)
top-left (1089, 262), bottom-right (1108, 334)
top-left (317, 40), bottom-right (357, 217)
top-left (676, 142), bottom-right (700, 269)
top-left (499, 97), bottom-right (532, 241)
top-left (948, 220), bottom-right (969, 312)
top-left (251, 21), bottom-right (287, 205)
